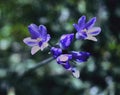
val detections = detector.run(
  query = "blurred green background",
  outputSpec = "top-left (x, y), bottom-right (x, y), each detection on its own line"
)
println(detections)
top-left (0, 0), bottom-right (120, 95)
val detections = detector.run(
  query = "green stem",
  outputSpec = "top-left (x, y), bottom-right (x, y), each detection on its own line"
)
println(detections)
top-left (19, 57), bottom-right (54, 78)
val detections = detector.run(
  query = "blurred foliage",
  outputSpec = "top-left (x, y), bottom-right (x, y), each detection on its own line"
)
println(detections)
top-left (0, 0), bottom-right (120, 95)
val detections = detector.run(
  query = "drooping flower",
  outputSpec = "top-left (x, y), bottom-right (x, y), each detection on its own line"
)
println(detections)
top-left (51, 47), bottom-right (71, 69)
top-left (23, 24), bottom-right (50, 55)
top-left (59, 33), bottom-right (74, 49)
top-left (56, 54), bottom-right (80, 78)
top-left (71, 51), bottom-right (90, 63)
top-left (73, 16), bottom-right (101, 41)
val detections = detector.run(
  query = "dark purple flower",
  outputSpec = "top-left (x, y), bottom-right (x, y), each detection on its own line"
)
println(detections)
top-left (71, 51), bottom-right (90, 62)
top-left (23, 24), bottom-right (50, 55)
top-left (73, 16), bottom-right (101, 41)
top-left (50, 47), bottom-right (62, 58)
top-left (59, 33), bottom-right (74, 49)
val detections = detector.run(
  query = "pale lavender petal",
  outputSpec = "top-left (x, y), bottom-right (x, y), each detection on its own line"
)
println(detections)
top-left (23, 37), bottom-right (38, 46)
top-left (72, 68), bottom-right (80, 78)
top-left (57, 54), bottom-right (72, 64)
top-left (85, 35), bottom-right (97, 41)
top-left (39, 25), bottom-right (47, 41)
top-left (40, 42), bottom-right (48, 51)
top-left (28, 24), bottom-right (40, 39)
top-left (88, 27), bottom-right (101, 36)
top-left (85, 17), bottom-right (96, 29)
top-left (46, 34), bottom-right (51, 42)
top-left (31, 45), bottom-right (41, 55)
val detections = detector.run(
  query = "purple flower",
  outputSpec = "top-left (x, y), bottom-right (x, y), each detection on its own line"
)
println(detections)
top-left (56, 54), bottom-right (72, 69)
top-left (23, 24), bottom-right (50, 55)
top-left (71, 51), bottom-right (90, 63)
top-left (59, 33), bottom-right (74, 49)
top-left (56, 54), bottom-right (80, 78)
top-left (73, 16), bottom-right (101, 41)
top-left (57, 54), bottom-right (72, 65)
top-left (50, 47), bottom-right (62, 58)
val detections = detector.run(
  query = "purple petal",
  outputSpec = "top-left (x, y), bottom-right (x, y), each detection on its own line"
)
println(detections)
top-left (38, 41), bottom-right (43, 47)
top-left (50, 47), bottom-right (62, 58)
top-left (76, 32), bottom-right (87, 40)
top-left (46, 34), bottom-right (51, 42)
top-left (62, 62), bottom-right (71, 69)
top-left (78, 16), bottom-right (86, 30)
top-left (87, 27), bottom-right (101, 36)
top-left (59, 33), bottom-right (74, 49)
top-left (85, 17), bottom-right (96, 29)
top-left (73, 16), bottom-right (86, 32)
top-left (28, 24), bottom-right (40, 39)
top-left (73, 24), bottom-right (80, 31)
top-left (71, 51), bottom-right (90, 62)
top-left (39, 25), bottom-right (47, 41)
top-left (23, 37), bottom-right (38, 46)
top-left (31, 45), bottom-right (41, 55)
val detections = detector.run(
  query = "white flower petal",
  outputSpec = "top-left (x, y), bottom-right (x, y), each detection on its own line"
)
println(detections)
top-left (86, 35), bottom-right (97, 42)
top-left (31, 45), bottom-right (41, 55)
top-left (40, 42), bottom-right (49, 51)
top-left (72, 70), bottom-right (80, 78)
top-left (23, 37), bottom-right (38, 46)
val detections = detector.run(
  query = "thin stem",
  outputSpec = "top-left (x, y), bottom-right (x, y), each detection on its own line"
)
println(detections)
top-left (19, 57), bottom-right (54, 78)
top-left (29, 57), bottom-right (53, 71)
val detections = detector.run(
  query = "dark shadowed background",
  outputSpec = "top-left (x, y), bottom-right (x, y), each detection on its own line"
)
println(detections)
top-left (0, 0), bottom-right (120, 95)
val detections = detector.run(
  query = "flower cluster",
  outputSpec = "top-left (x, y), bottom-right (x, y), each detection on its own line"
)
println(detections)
top-left (23, 16), bottom-right (101, 78)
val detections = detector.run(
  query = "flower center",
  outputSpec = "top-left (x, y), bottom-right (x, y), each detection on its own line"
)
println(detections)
top-left (59, 55), bottom-right (68, 62)
top-left (37, 38), bottom-right (42, 42)
top-left (40, 42), bottom-right (48, 51)
top-left (82, 29), bottom-right (87, 32)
